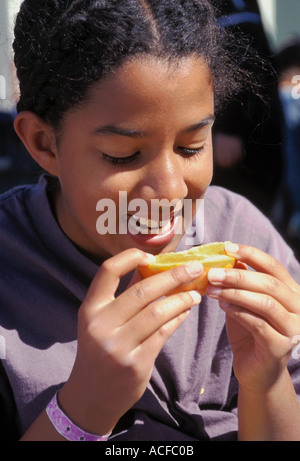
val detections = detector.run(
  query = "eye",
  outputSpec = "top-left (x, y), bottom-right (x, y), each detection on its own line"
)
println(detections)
top-left (102, 151), bottom-right (141, 165)
top-left (178, 145), bottom-right (205, 158)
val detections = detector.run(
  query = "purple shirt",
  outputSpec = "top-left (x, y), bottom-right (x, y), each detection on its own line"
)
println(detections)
top-left (0, 175), bottom-right (299, 440)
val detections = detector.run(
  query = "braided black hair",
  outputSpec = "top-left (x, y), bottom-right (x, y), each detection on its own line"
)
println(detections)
top-left (13, 0), bottom-right (242, 129)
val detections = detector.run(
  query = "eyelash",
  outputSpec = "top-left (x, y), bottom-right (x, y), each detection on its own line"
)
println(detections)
top-left (102, 151), bottom-right (141, 165)
top-left (102, 145), bottom-right (205, 165)
top-left (178, 146), bottom-right (205, 159)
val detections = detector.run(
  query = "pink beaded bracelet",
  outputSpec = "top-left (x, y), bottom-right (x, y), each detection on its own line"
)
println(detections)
top-left (46, 391), bottom-right (110, 441)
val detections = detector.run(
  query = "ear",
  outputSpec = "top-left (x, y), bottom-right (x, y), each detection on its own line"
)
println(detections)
top-left (14, 111), bottom-right (59, 176)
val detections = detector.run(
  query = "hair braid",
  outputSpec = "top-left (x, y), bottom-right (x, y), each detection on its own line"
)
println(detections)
top-left (13, 0), bottom-right (243, 128)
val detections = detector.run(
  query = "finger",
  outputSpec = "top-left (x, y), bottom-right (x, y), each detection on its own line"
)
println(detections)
top-left (132, 308), bottom-right (192, 366)
top-left (219, 302), bottom-right (293, 358)
top-left (235, 261), bottom-right (248, 271)
top-left (108, 260), bottom-right (204, 323)
top-left (93, 292), bottom-right (198, 381)
top-left (83, 249), bottom-right (156, 313)
top-left (225, 243), bottom-right (299, 292)
top-left (207, 267), bottom-right (299, 314)
top-left (216, 288), bottom-right (297, 337)
top-left (118, 290), bottom-right (201, 350)
top-left (127, 268), bottom-right (143, 288)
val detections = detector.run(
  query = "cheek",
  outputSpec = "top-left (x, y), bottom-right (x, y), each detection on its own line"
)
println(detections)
top-left (186, 151), bottom-right (213, 198)
top-left (65, 176), bottom-right (130, 233)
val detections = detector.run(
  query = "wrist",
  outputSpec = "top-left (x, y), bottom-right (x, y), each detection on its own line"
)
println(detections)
top-left (58, 379), bottom-right (116, 438)
top-left (237, 366), bottom-right (290, 398)
top-left (237, 368), bottom-right (300, 441)
top-left (46, 390), bottom-right (111, 441)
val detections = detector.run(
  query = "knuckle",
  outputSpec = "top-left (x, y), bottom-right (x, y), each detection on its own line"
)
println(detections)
top-left (252, 315), bottom-right (268, 337)
top-left (261, 294), bottom-right (277, 314)
top-left (149, 303), bottom-right (164, 322)
top-left (225, 287), bottom-right (241, 303)
top-left (78, 302), bottom-right (89, 325)
top-left (101, 258), bottom-right (116, 274)
top-left (157, 310), bottom-right (188, 340)
top-left (170, 264), bottom-right (191, 285)
top-left (263, 275), bottom-right (280, 293)
top-left (232, 269), bottom-right (246, 285)
top-left (100, 336), bottom-right (116, 357)
top-left (243, 245), bottom-right (256, 260)
top-left (131, 281), bottom-right (148, 302)
top-left (101, 336), bottom-right (136, 369)
top-left (101, 249), bottom-right (146, 274)
top-left (170, 265), bottom-right (185, 285)
top-left (177, 291), bottom-right (195, 305)
top-left (286, 316), bottom-right (300, 339)
top-left (157, 323), bottom-right (170, 341)
top-left (85, 316), bottom-right (101, 339)
top-left (291, 333), bottom-right (300, 347)
top-left (116, 354), bottom-right (137, 374)
top-left (128, 247), bottom-right (146, 261)
top-left (268, 255), bottom-right (281, 272)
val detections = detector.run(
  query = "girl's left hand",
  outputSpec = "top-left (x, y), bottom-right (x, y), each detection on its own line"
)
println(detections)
top-left (206, 243), bottom-right (300, 393)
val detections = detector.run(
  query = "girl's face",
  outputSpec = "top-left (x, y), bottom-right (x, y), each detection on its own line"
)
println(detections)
top-left (53, 56), bottom-right (214, 261)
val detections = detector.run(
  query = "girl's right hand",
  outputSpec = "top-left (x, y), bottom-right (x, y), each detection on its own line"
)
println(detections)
top-left (58, 248), bottom-right (203, 437)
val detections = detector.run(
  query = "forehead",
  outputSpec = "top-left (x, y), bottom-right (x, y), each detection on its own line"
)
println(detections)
top-left (63, 56), bottom-right (214, 131)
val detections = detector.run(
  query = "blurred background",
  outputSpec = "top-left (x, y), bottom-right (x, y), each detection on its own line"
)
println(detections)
top-left (0, 0), bottom-right (41, 192)
top-left (1, 0), bottom-right (300, 257)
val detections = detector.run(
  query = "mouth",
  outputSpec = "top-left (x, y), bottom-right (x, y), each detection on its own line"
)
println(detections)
top-left (127, 213), bottom-right (176, 235)
top-left (125, 210), bottom-right (181, 249)
top-left (119, 199), bottom-right (184, 249)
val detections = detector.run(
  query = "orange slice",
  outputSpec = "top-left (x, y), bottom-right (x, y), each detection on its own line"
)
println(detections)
top-left (138, 241), bottom-right (236, 295)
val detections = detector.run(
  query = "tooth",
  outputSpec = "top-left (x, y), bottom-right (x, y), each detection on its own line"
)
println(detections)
top-left (129, 214), bottom-right (174, 235)
top-left (140, 217), bottom-right (153, 227)
top-left (134, 216), bottom-right (160, 228)
top-left (160, 220), bottom-right (170, 227)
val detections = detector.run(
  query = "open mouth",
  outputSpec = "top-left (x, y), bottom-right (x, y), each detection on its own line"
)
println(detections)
top-left (119, 200), bottom-right (187, 249)
top-left (128, 213), bottom-right (175, 235)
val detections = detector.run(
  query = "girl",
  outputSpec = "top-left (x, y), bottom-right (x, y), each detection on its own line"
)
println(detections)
top-left (1, 0), bottom-right (300, 441)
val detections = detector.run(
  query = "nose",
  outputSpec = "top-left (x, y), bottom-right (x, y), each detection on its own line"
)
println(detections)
top-left (138, 149), bottom-right (188, 202)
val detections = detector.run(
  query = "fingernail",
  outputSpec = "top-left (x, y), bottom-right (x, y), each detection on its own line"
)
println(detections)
top-left (189, 290), bottom-right (202, 304)
top-left (225, 242), bottom-right (239, 254)
top-left (208, 268), bottom-right (226, 282)
top-left (206, 286), bottom-right (222, 298)
top-left (186, 260), bottom-right (204, 276)
top-left (144, 253), bottom-right (156, 263)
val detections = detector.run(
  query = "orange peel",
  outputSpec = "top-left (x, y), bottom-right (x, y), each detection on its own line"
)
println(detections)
top-left (138, 241), bottom-right (236, 295)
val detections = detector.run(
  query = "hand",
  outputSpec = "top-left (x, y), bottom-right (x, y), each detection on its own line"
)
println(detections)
top-left (206, 243), bottom-right (300, 393)
top-left (59, 248), bottom-right (203, 435)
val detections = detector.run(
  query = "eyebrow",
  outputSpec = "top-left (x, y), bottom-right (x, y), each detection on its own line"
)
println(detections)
top-left (184, 116), bottom-right (215, 133)
top-left (91, 115), bottom-right (215, 138)
top-left (92, 125), bottom-right (146, 138)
